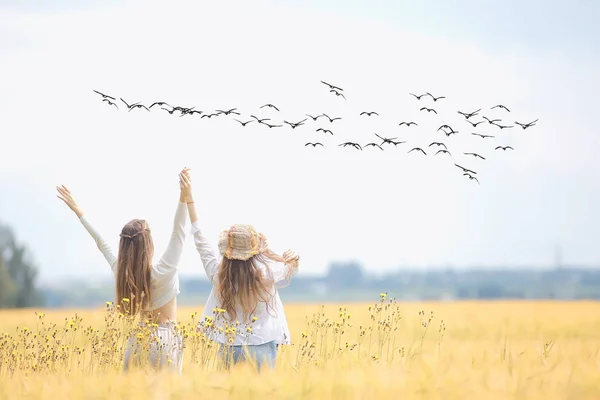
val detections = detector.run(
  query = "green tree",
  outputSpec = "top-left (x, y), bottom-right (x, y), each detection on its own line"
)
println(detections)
top-left (0, 222), bottom-right (44, 308)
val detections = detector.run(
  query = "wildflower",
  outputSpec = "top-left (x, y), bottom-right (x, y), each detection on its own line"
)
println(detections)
top-left (301, 332), bottom-right (307, 339)
top-left (246, 327), bottom-right (252, 333)
top-left (252, 316), bottom-right (258, 322)
top-left (122, 298), bottom-right (130, 303)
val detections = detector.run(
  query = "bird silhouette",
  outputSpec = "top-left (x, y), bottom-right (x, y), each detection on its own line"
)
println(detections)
top-left (201, 112), bottom-right (220, 118)
top-left (93, 90), bottom-right (115, 100)
top-left (306, 114), bottom-right (323, 121)
top-left (426, 92), bottom-right (445, 101)
top-left (471, 133), bottom-right (495, 139)
top-left (420, 107), bottom-right (437, 114)
top-left (321, 114), bottom-right (342, 123)
top-left (339, 142), bottom-right (362, 150)
top-left (321, 81), bottom-right (344, 91)
top-left (305, 142), bottom-right (324, 147)
top-left (463, 173), bottom-right (480, 184)
top-left (234, 119), bottom-right (253, 126)
top-left (375, 133), bottom-right (398, 145)
top-left (492, 123), bottom-right (514, 130)
top-left (457, 109), bottom-right (481, 119)
top-left (466, 120), bottom-right (486, 128)
top-left (149, 101), bottom-right (171, 109)
top-left (495, 146), bottom-right (514, 151)
top-left (435, 149), bottom-right (451, 156)
top-left (263, 122), bottom-right (283, 129)
top-left (360, 111), bottom-right (379, 116)
top-left (128, 103), bottom-right (150, 112)
top-left (429, 142), bottom-right (447, 150)
top-left (260, 104), bottom-right (280, 111)
top-left (409, 93), bottom-right (427, 100)
top-left (454, 163), bottom-right (477, 175)
top-left (330, 89), bottom-right (346, 100)
top-left (120, 98), bottom-right (140, 110)
top-left (399, 121), bottom-right (418, 127)
top-left (482, 116), bottom-right (501, 124)
top-left (161, 107), bottom-right (177, 115)
top-left (408, 147), bottom-right (427, 155)
top-left (102, 99), bottom-right (118, 109)
top-left (464, 152), bottom-right (486, 160)
top-left (216, 108), bottom-right (240, 115)
top-left (389, 140), bottom-right (407, 146)
top-left (180, 109), bottom-right (202, 117)
top-left (250, 115), bottom-right (271, 124)
top-left (491, 104), bottom-right (510, 112)
top-left (439, 127), bottom-right (458, 137)
top-left (515, 119), bottom-right (538, 129)
top-left (283, 119), bottom-right (307, 129)
top-left (438, 125), bottom-right (454, 132)
top-left (364, 143), bottom-right (384, 151)
top-left (316, 128), bottom-right (333, 135)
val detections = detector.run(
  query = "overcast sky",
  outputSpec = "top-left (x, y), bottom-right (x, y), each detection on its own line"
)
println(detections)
top-left (1, 0), bottom-right (599, 284)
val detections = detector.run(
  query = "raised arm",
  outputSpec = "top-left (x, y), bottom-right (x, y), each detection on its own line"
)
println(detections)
top-left (269, 249), bottom-right (300, 287)
top-left (180, 169), bottom-right (220, 283)
top-left (56, 185), bottom-right (117, 272)
top-left (155, 200), bottom-right (188, 273)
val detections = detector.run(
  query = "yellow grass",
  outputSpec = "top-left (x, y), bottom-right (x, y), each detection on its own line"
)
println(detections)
top-left (1, 299), bottom-right (599, 399)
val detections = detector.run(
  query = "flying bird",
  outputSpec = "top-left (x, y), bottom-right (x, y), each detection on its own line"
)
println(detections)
top-left (360, 111), bottom-right (379, 116)
top-left (321, 81), bottom-right (344, 91)
top-left (375, 133), bottom-right (398, 145)
top-left (250, 115), bottom-right (271, 124)
top-left (102, 99), bottom-right (118, 109)
top-left (390, 140), bottom-right (407, 146)
top-left (426, 92), bottom-right (445, 102)
top-left (161, 107), bottom-right (177, 115)
top-left (330, 89), bottom-right (346, 100)
top-left (364, 143), bottom-right (384, 151)
top-left (201, 112), bottom-right (220, 118)
top-left (180, 109), bottom-right (202, 117)
top-left (491, 104), bottom-right (510, 112)
top-left (457, 109), bottom-right (481, 119)
top-left (263, 122), bottom-right (283, 128)
top-left (435, 149), bottom-right (451, 156)
top-left (93, 90), bottom-right (115, 100)
top-left (321, 114), bottom-right (342, 123)
top-left (408, 147), bottom-right (427, 155)
top-left (305, 142), bottom-right (324, 147)
top-left (283, 119), bottom-right (307, 129)
top-left (149, 101), bottom-right (171, 109)
top-left (216, 108), bottom-right (240, 115)
top-left (495, 146), bottom-right (514, 151)
top-left (339, 142), bottom-right (362, 150)
top-left (515, 119), bottom-right (538, 129)
top-left (466, 120), bottom-right (484, 128)
top-left (464, 152), bottom-right (486, 160)
top-left (306, 114), bottom-right (323, 121)
top-left (234, 119), bottom-right (254, 126)
top-left (316, 128), bottom-right (333, 135)
top-left (438, 125), bottom-right (454, 132)
top-left (399, 121), bottom-right (418, 127)
top-left (260, 104), bottom-right (280, 111)
top-left (482, 116), bottom-right (501, 124)
top-left (429, 142), bottom-right (447, 149)
top-left (471, 133), bottom-right (495, 139)
top-left (492, 123), bottom-right (514, 130)
top-left (409, 93), bottom-right (427, 100)
top-left (128, 103), bottom-right (150, 112)
top-left (463, 173), bottom-right (480, 184)
top-left (120, 98), bottom-right (141, 110)
top-left (454, 163), bottom-right (477, 175)
top-left (420, 107), bottom-right (437, 114)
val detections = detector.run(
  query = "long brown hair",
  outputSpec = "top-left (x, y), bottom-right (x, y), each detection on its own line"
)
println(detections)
top-left (116, 219), bottom-right (154, 315)
top-left (216, 250), bottom-right (284, 322)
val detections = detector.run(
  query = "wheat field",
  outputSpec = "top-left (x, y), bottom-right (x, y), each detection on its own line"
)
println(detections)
top-left (1, 297), bottom-right (599, 399)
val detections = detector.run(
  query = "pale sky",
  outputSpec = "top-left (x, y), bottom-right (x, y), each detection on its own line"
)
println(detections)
top-left (1, 0), bottom-right (599, 284)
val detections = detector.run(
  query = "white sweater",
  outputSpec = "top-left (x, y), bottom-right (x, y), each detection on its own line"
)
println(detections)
top-left (79, 202), bottom-right (188, 311)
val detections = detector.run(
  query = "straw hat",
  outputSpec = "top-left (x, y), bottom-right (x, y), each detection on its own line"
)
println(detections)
top-left (218, 224), bottom-right (268, 261)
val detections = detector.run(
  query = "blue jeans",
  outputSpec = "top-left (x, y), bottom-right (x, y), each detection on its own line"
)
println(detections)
top-left (219, 341), bottom-right (278, 371)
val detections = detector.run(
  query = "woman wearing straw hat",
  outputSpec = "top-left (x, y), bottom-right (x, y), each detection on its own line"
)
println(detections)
top-left (178, 169), bottom-right (299, 370)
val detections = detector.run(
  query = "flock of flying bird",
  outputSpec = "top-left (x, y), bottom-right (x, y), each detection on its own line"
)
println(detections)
top-left (93, 81), bottom-right (538, 184)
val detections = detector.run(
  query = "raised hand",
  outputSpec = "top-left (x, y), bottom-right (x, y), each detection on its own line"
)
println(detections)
top-left (56, 185), bottom-right (84, 219)
top-left (283, 249), bottom-right (300, 266)
top-left (179, 168), bottom-right (193, 203)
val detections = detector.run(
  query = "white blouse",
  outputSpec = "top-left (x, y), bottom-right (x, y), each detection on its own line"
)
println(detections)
top-left (79, 201), bottom-right (188, 311)
top-left (191, 221), bottom-right (297, 346)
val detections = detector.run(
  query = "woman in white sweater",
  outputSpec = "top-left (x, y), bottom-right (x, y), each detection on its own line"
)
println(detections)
top-left (56, 168), bottom-right (193, 373)
top-left (178, 169), bottom-right (300, 371)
